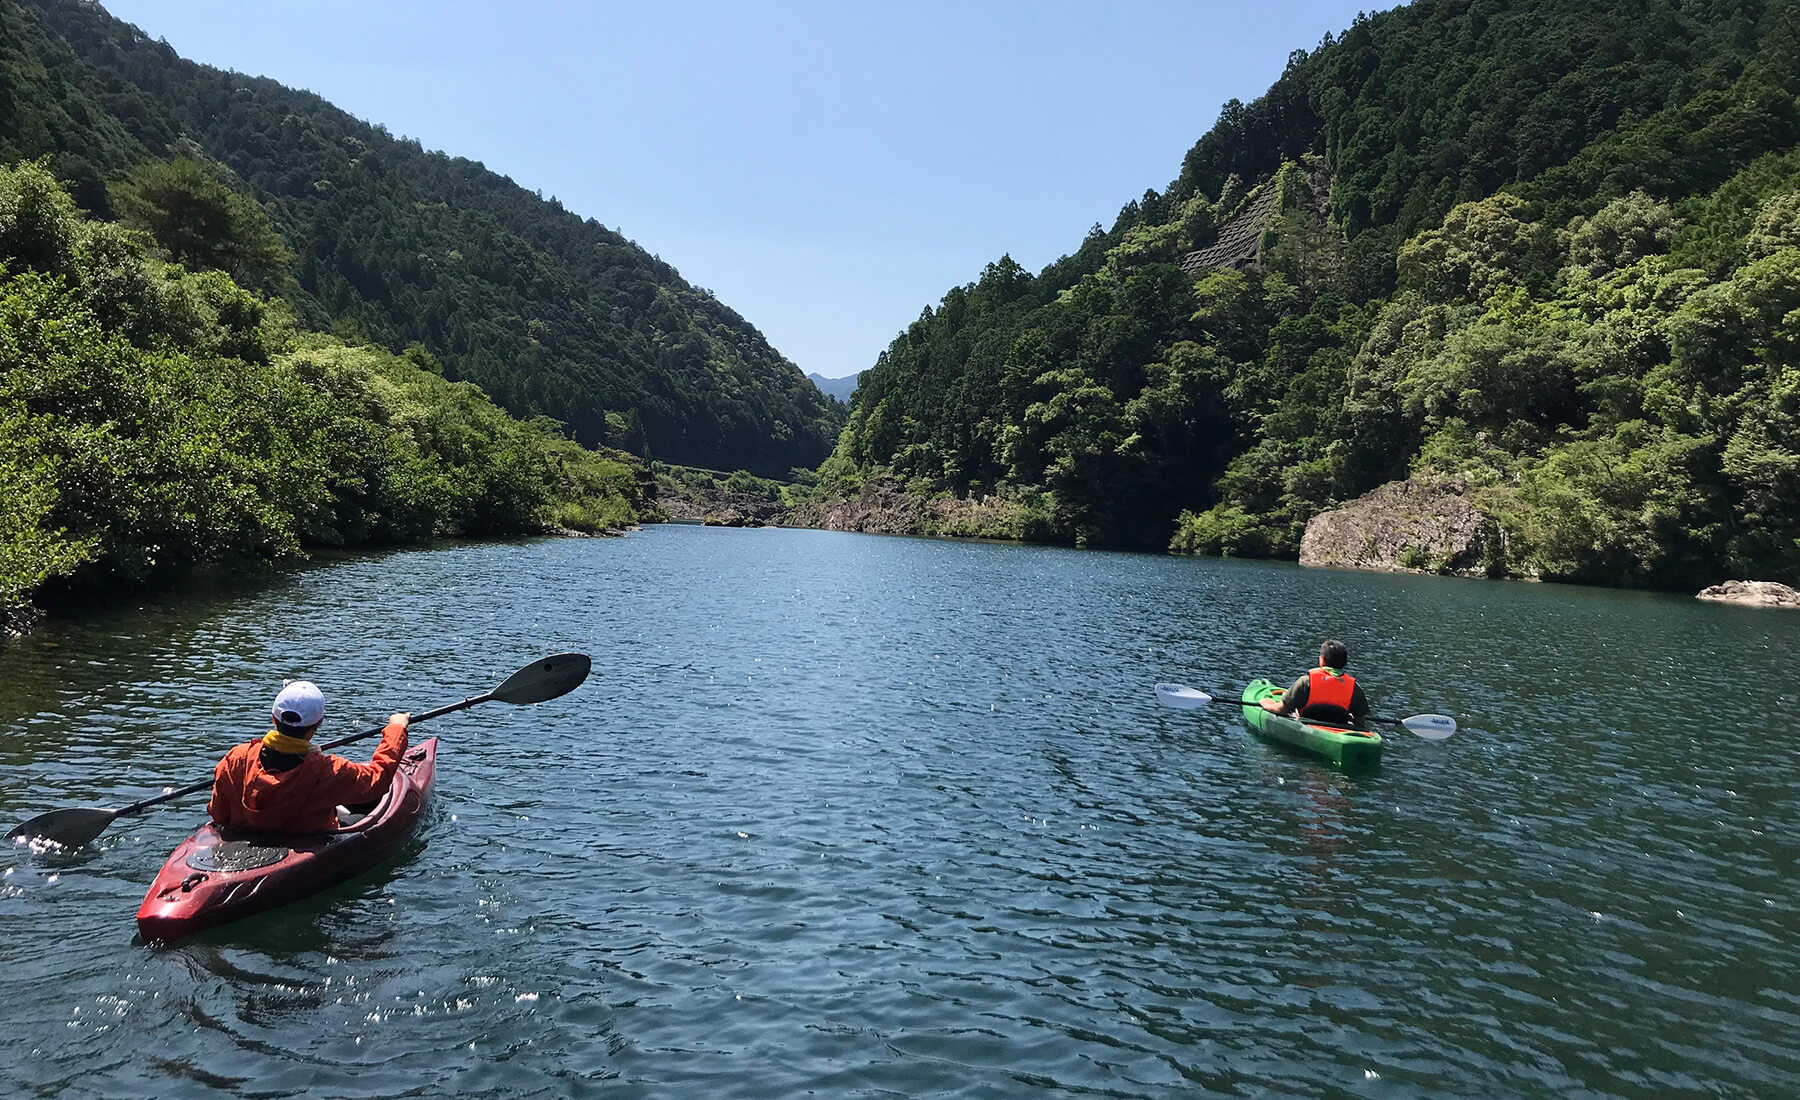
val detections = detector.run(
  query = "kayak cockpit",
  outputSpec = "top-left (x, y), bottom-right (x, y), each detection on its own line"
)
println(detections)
top-left (334, 783), bottom-right (398, 832)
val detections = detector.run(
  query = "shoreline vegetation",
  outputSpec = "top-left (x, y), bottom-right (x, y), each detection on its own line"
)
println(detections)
top-left (0, 160), bottom-right (660, 641)
top-left (656, 464), bottom-right (1032, 540)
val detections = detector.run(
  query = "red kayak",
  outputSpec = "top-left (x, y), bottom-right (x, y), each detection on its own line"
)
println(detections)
top-left (136, 738), bottom-right (437, 941)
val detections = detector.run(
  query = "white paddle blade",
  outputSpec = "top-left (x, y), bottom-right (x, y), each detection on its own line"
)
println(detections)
top-left (1402, 714), bottom-right (1457, 740)
top-left (1155, 683), bottom-right (1213, 709)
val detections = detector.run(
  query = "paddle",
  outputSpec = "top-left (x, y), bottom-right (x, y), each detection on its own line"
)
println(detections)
top-left (1153, 682), bottom-right (1457, 740)
top-left (7, 652), bottom-right (593, 851)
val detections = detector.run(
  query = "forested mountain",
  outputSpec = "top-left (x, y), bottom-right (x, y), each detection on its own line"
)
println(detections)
top-left (825, 0), bottom-right (1800, 588)
top-left (1, 0), bottom-right (842, 475)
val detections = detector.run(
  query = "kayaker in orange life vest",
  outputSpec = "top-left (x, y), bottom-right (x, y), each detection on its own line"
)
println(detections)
top-left (1259, 640), bottom-right (1371, 727)
top-left (206, 680), bottom-right (410, 833)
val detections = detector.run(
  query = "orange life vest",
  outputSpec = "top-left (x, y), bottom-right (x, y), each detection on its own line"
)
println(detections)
top-left (206, 718), bottom-right (408, 833)
top-left (1302, 667), bottom-right (1357, 723)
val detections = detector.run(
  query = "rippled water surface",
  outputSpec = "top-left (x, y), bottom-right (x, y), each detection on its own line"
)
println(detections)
top-left (2, 525), bottom-right (1797, 1097)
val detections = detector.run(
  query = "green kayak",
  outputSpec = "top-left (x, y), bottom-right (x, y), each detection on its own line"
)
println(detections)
top-left (1240, 678), bottom-right (1382, 769)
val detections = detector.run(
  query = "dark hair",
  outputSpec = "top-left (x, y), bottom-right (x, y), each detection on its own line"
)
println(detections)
top-left (1319, 640), bottom-right (1349, 669)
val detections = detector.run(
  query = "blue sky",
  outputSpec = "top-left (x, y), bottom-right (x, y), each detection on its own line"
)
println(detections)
top-left (104, 0), bottom-right (1382, 381)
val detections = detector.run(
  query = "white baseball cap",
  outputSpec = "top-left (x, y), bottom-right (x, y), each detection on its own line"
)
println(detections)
top-left (272, 680), bottom-right (326, 730)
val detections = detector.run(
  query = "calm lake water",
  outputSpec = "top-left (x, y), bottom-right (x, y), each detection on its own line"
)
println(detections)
top-left (1, 524), bottom-right (1796, 1098)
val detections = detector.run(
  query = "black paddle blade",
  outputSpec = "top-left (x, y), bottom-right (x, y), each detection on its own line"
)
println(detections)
top-left (8, 807), bottom-right (119, 850)
top-left (491, 652), bottom-right (592, 705)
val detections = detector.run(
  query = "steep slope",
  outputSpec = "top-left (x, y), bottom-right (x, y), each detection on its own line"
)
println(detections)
top-left (7, 0), bottom-right (843, 476)
top-left (825, 0), bottom-right (1800, 588)
top-left (0, 0), bottom-right (139, 201)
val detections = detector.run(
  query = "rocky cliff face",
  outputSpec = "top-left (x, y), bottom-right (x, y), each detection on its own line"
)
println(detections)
top-left (1696, 580), bottom-right (1800, 608)
top-left (1300, 479), bottom-right (1509, 576)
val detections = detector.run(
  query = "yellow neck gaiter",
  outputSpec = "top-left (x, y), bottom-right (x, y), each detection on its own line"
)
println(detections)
top-left (262, 728), bottom-right (317, 756)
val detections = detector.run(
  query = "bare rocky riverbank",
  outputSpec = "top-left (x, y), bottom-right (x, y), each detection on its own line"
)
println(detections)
top-left (782, 478), bottom-right (1024, 539)
top-left (659, 475), bottom-right (1025, 539)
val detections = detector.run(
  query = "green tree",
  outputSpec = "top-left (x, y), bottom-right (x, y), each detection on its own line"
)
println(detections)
top-left (111, 157), bottom-right (291, 295)
top-left (1, 159), bottom-right (655, 627)
top-left (1402, 291), bottom-right (1582, 441)
top-left (1746, 191), bottom-right (1800, 260)
top-left (0, 157), bottom-right (81, 276)
top-left (1563, 191), bottom-right (1678, 277)
top-left (1397, 194), bottom-right (1537, 304)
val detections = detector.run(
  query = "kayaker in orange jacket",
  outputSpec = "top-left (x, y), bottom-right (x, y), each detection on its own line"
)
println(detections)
top-left (1260, 640), bottom-right (1370, 727)
top-left (207, 680), bottom-right (409, 833)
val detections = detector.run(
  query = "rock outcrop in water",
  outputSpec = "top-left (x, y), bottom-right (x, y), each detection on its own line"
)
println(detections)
top-left (1299, 479), bottom-right (1508, 576)
top-left (1696, 580), bottom-right (1800, 608)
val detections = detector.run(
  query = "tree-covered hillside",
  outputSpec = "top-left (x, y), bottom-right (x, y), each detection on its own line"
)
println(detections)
top-left (3, 0), bottom-right (843, 476)
top-left (827, 0), bottom-right (1800, 588)
top-left (1, 159), bottom-right (654, 636)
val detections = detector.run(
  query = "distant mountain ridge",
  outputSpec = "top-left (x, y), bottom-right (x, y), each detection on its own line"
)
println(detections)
top-left (4, 0), bottom-right (844, 476)
top-left (807, 372), bottom-right (861, 404)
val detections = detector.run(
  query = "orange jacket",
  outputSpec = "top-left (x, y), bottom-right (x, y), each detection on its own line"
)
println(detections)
top-left (1305, 667), bottom-right (1357, 715)
top-left (207, 719), bottom-right (409, 833)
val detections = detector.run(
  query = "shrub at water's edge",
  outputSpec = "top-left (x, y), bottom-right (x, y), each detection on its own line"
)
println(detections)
top-left (646, 462), bottom-right (1031, 538)
top-left (0, 160), bottom-right (654, 637)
